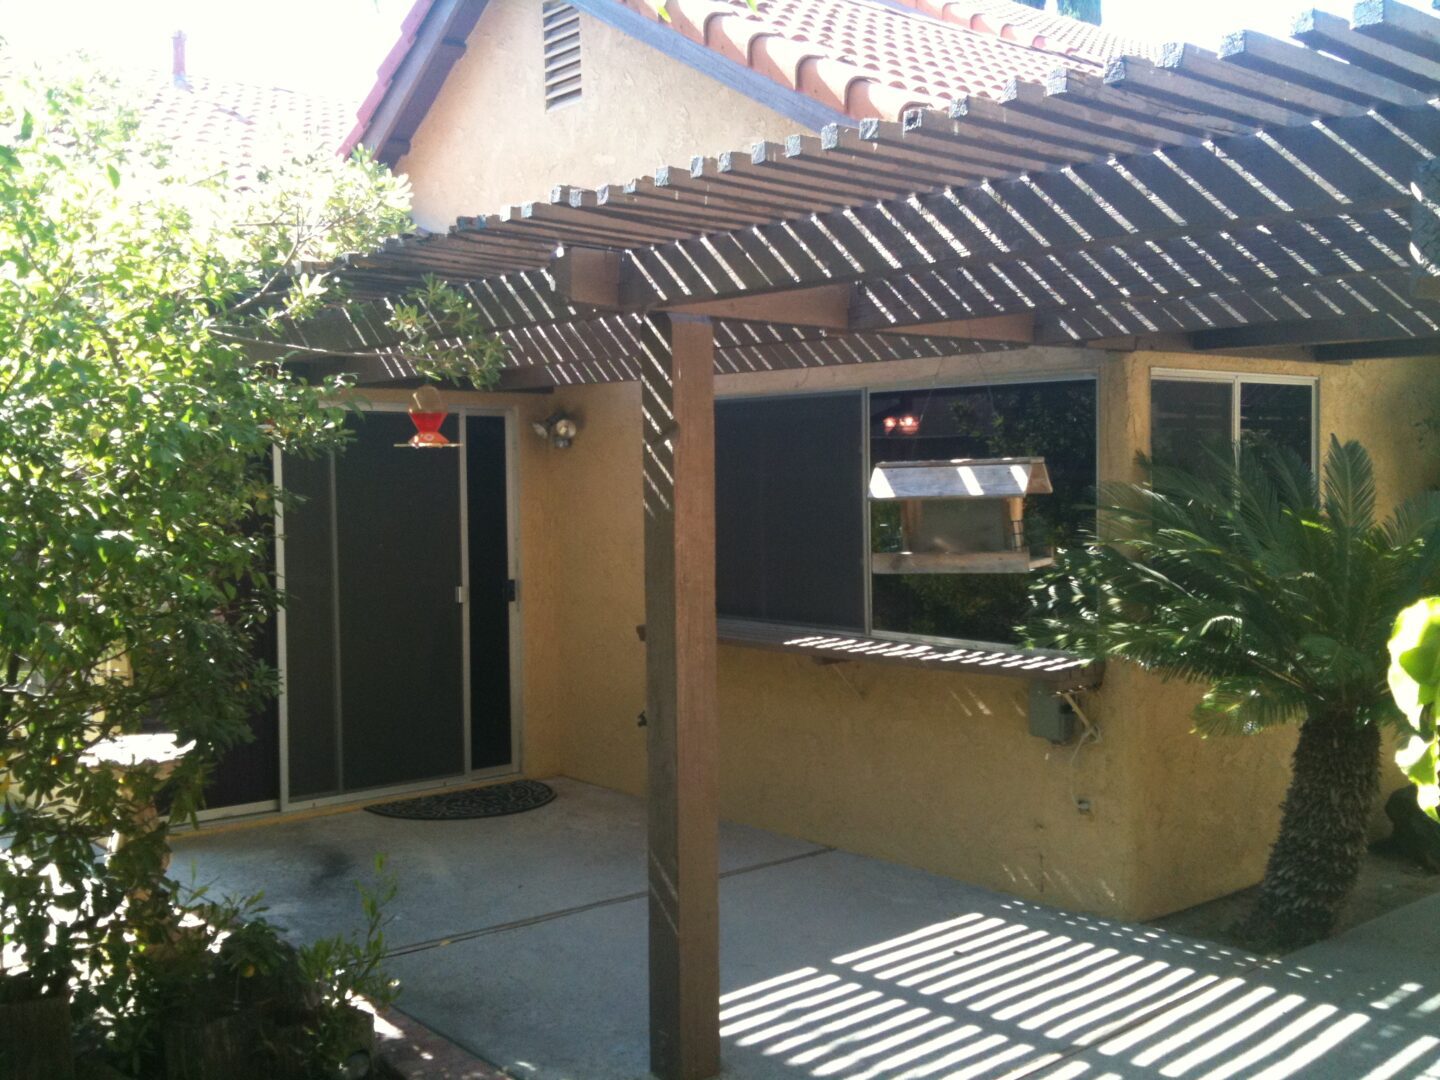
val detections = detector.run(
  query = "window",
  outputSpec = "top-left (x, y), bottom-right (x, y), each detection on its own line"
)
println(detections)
top-left (714, 379), bottom-right (1098, 647)
top-left (1150, 373), bottom-right (1316, 474)
top-left (715, 393), bottom-right (866, 629)
top-left (543, 1), bottom-right (582, 110)
top-left (869, 381), bottom-right (1097, 644)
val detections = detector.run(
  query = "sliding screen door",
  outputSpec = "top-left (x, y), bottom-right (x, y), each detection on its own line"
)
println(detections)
top-left (333, 411), bottom-right (466, 791)
top-left (467, 415), bottom-right (513, 770)
top-left (282, 408), bottom-right (515, 803)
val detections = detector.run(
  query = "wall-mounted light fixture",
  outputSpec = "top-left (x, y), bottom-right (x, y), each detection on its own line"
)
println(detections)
top-left (532, 411), bottom-right (579, 449)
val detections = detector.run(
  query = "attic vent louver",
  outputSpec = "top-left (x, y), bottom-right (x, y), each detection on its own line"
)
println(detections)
top-left (543, 1), bottom-right (582, 110)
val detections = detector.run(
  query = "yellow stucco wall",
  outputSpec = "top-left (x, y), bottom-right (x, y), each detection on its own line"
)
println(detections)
top-left (373, 0), bottom-right (1440, 921)
top-left (1112, 352), bottom-right (1440, 912)
top-left (394, 0), bottom-right (803, 231)
top-left (456, 348), bottom-right (1437, 921)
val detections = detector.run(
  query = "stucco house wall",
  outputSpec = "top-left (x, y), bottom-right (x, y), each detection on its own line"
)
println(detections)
top-left (394, 0), bottom-right (803, 230)
top-left (371, 0), bottom-right (1440, 921)
top-left (445, 349), bottom-right (1435, 921)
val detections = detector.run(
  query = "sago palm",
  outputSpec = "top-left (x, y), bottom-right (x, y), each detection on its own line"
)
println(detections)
top-left (1029, 437), bottom-right (1440, 948)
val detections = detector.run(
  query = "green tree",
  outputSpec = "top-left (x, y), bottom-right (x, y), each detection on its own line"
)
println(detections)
top-left (1388, 598), bottom-right (1440, 819)
top-left (1029, 438), bottom-right (1440, 949)
top-left (1058, 0), bottom-right (1101, 25)
top-left (0, 58), bottom-right (499, 1046)
top-left (1013, 0), bottom-right (1102, 26)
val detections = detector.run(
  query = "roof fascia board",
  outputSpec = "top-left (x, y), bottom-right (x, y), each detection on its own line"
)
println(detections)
top-left (365, 0), bottom-right (489, 165)
top-left (567, 0), bottom-right (857, 132)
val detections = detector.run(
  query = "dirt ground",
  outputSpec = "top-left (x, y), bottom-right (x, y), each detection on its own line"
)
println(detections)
top-left (1150, 845), bottom-right (1440, 954)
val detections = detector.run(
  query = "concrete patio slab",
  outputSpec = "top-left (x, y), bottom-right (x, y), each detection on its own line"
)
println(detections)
top-left (173, 777), bottom-right (823, 950)
top-left (177, 779), bottom-right (1440, 1079)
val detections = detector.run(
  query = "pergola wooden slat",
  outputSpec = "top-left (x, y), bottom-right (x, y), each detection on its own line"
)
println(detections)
top-left (326, 103), bottom-right (1440, 368)
top-left (308, 12), bottom-right (1440, 1077)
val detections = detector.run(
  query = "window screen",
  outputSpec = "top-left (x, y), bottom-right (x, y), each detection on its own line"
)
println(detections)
top-left (1241, 382), bottom-right (1313, 466)
top-left (715, 393), bottom-right (865, 629)
top-left (1151, 377), bottom-right (1315, 473)
top-left (1150, 379), bottom-right (1233, 475)
top-left (869, 380), bottom-right (1097, 644)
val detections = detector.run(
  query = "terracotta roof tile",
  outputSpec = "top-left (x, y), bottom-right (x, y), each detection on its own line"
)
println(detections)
top-left (126, 72), bottom-right (354, 186)
top-left (617, 0), bottom-right (1115, 119)
top-left (347, 0), bottom-right (1162, 155)
top-left (891, 0), bottom-right (1161, 62)
top-left (341, 0), bottom-right (435, 157)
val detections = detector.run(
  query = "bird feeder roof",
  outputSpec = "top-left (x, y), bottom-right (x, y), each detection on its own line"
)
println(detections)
top-left (869, 457), bottom-right (1052, 500)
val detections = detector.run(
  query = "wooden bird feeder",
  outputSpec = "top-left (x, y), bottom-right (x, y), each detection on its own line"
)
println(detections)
top-left (869, 457), bottom-right (1054, 574)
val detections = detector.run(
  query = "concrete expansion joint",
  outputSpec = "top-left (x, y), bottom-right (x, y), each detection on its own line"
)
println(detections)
top-left (382, 845), bottom-right (835, 961)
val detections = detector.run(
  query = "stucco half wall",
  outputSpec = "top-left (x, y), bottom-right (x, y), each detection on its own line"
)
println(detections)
top-left (393, 0), bottom-right (804, 230)
top-left (399, 347), bottom-right (1437, 921)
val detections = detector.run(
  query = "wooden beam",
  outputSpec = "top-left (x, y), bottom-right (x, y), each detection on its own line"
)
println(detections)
top-left (551, 245), bottom-right (623, 308)
top-left (875, 313), bottom-right (1034, 343)
top-left (1353, 0), bottom-right (1440, 61)
top-left (642, 314), bottom-right (721, 1080)
top-left (1413, 158), bottom-right (1440, 300)
top-left (1314, 337), bottom-right (1440, 362)
top-left (358, 0), bottom-right (488, 167)
top-left (1084, 334), bottom-right (1193, 352)
top-left (1191, 312), bottom-right (1438, 351)
top-left (664, 284), bottom-right (851, 328)
top-left (599, 107), bottom-right (1434, 314)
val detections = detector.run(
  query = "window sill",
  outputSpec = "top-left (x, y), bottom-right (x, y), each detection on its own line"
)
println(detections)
top-left (715, 618), bottom-right (1103, 688)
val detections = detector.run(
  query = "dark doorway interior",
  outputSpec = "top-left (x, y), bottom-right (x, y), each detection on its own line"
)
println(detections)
top-left (209, 409), bottom-right (515, 810)
top-left (334, 410), bottom-right (466, 791)
top-left (467, 415), bottom-right (513, 770)
top-left (204, 528), bottom-right (281, 809)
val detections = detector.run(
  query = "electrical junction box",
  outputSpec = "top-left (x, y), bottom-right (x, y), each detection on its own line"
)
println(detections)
top-left (1028, 682), bottom-right (1077, 744)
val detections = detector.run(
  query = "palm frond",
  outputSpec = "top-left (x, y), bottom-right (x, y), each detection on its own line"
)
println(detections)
top-left (1386, 490), bottom-right (1440, 548)
top-left (1028, 436), bottom-right (1418, 735)
top-left (1194, 678), bottom-right (1306, 736)
top-left (1321, 436), bottom-right (1377, 536)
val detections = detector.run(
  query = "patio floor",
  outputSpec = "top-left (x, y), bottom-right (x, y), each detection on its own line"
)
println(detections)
top-left (173, 778), bottom-right (1440, 1080)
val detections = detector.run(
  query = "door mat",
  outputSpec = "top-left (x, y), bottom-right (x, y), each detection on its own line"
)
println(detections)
top-left (363, 779), bottom-right (556, 820)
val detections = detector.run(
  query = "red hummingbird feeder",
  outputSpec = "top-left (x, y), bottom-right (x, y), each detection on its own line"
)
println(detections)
top-left (397, 385), bottom-right (460, 448)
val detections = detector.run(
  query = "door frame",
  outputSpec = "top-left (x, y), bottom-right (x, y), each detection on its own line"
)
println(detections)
top-left (202, 402), bottom-right (523, 820)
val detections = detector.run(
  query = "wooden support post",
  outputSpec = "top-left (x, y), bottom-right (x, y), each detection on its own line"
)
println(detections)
top-left (640, 313), bottom-right (721, 1080)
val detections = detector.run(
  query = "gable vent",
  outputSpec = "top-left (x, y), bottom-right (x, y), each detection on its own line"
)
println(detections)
top-left (543, 1), bottom-right (582, 110)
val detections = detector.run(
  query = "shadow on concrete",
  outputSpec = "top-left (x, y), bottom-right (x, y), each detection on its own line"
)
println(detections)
top-left (176, 778), bottom-right (1440, 1080)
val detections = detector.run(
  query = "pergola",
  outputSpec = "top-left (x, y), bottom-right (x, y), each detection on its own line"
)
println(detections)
top-left (309, 5), bottom-right (1440, 1076)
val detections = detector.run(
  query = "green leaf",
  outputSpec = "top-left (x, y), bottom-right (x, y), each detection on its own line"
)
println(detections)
top-left (106, 164), bottom-right (120, 189)
top-left (19, 111), bottom-right (34, 141)
top-left (1389, 598), bottom-right (1440, 719)
top-left (1390, 601), bottom-right (1440, 821)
